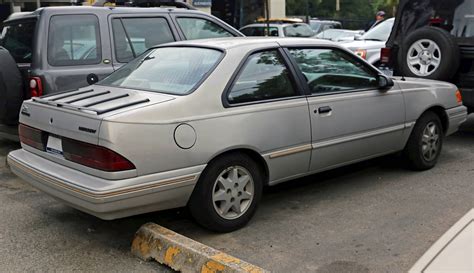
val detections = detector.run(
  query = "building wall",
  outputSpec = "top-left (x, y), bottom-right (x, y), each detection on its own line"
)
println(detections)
top-left (269, 0), bottom-right (285, 18)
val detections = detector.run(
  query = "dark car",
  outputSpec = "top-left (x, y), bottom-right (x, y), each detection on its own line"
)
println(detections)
top-left (0, 2), bottom-right (242, 139)
top-left (381, 0), bottom-right (474, 112)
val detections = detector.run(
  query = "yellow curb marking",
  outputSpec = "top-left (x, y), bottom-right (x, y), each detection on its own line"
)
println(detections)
top-left (164, 246), bottom-right (180, 265)
top-left (132, 234), bottom-right (151, 257)
top-left (211, 253), bottom-right (241, 264)
top-left (201, 260), bottom-right (226, 273)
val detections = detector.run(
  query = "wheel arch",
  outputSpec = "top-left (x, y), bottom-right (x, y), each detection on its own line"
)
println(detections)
top-left (206, 147), bottom-right (270, 186)
top-left (419, 105), bottom-right (449, 135)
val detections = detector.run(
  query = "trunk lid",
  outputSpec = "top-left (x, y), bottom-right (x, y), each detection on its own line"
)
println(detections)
top-left (20, 85), bottom-right (175, 145)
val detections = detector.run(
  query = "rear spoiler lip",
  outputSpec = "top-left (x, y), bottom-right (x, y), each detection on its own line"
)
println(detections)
top-left (32, 92), bottom-right (150, 115)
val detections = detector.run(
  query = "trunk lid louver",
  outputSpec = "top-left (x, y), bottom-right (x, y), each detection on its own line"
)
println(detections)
top-left (32, 86), bottom-right (156, 116)
top-left (20, 86), bottom-right (174, 145)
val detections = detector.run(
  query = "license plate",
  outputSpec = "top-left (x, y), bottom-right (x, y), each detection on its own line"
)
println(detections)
top-left (46, 135), bottom-right (63, 156)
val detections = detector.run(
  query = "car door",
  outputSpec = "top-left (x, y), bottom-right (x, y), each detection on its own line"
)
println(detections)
top-left (108, 14), bottom-right (177, 71)
top-left (42, 13), bottom-right (114, 93)
top-left (285, 47), bottom-right (405, 172)
top-left (223, 48), bottom-right (312, 184)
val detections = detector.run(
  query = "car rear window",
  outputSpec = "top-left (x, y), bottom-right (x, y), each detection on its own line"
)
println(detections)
top-left (0, 20), bottom-right (36, 63)
top-left (47, 15), bottom-right (101, 66)
top-left (99, 47), bottom-right (222, 95)
top-left (112, 17), bottom-right (175, 63)
top-left (240, 26), bottom-right (279, 37)
top-left (283, 24), bottom-right (314, 37)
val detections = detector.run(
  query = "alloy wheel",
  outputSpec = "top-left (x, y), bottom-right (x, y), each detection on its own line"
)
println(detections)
top-left (407, 39), bottom-right (441, 77)
top-left (421, 121), bottom-right (440, 162)
top-left (212, 166), bottom-right (254, 220)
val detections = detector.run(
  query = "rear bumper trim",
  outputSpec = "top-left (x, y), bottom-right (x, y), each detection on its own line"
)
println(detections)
top-left (446, 105), bottom-right (468, 136)
top-left (7, 149), bottom-right (204, 219)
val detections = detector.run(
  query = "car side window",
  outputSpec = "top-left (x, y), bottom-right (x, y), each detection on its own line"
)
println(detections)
top-left (288, 48), bottom-right (378, 94)
top-left (227, 50), bottom-right (298, 104)
top-left (48, 15), bottom-right (101, 66)
top-left (112, 17), bottom-right (175, 63)
top-left (176, 17), bottom-right (234, 40)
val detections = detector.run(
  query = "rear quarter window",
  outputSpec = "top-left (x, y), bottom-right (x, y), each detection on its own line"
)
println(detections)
top-left (177, 17), bottom-right (234, 40)
top-left (1, 20), bottom-right (36, 63)
top-left (47, 14), bottom-right (101, 66)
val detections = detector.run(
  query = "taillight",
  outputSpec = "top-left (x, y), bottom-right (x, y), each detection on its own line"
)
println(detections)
top-left (354, 49), bottom-right (367, 60)
top-left (62, 138), bottom-right (135, 172)
top-left (429, 17), bottom-right (445, 26)
top-left (455, 90), bottom-right (463, 104)
top-left (380, 47), bottom-right (391, 64)
top-left (29, 77), bottom-right (43, 98)
top-left (19, 124), bottom-right (46, 151)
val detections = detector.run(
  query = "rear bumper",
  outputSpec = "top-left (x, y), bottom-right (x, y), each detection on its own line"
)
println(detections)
top-left (446, 105), bottom-right (468, 136)
top-left (7, 149), bottom-right (204, 220)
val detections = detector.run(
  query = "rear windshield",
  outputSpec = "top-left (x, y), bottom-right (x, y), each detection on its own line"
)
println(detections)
top-left (284, 24), bottom-right (314, 37)
top-left (0, 20), bottom-right (36, 63)
top-left (99, 47), bottom-right (222, 95)
top-left (240, 26), bottom-right (279, 37)
top-left (360, 19), bottom-right (394, 41)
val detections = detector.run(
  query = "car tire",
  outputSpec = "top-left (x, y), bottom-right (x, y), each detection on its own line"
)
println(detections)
top-left (188, 153), bottom-right (263, 232)
top-left (403, 111), bottom-right (444, 171)
top-left (398, 27), bottom-right (459, 81)
top-left (0, 47), bottom-right (24, 125)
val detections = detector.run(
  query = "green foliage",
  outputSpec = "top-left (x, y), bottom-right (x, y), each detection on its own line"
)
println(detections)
top-left (286, 0), bottom-right (399, 20)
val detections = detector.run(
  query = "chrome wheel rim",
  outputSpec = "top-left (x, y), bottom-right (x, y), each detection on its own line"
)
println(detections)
top-left (212, 166), bottom-right (254, 220)
top-left (421, 122), bottom-right (440, 162)
top-left (407, 39), bottom-right (441, 77)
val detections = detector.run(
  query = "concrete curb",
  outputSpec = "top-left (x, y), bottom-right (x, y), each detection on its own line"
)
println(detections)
top-left (131, 223), bottom-right (269, 273)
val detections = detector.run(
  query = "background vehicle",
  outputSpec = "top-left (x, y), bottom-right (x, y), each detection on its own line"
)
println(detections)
top-left (0, 4), bottom-right (242, 137)
top-left (8, 38), bottom-right (467, 232)
top-left (240, 22), bottom-right (314, 37)
top-left (309, 19), bottom-right (342, 34)
top-left (343, 18), bottom-right (394, 66)
top-left (381, 0), bottom-right (474, 112)
top-left (315, 29), bottom-right (364, 42)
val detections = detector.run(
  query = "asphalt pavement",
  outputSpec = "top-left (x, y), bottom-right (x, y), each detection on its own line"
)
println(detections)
top-left (1, 116), bottom-right (473, 273)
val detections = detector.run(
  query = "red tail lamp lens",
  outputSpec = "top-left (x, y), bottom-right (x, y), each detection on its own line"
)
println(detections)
top-left (29, 77), bottom-right (43, 98)
top-left (62, 138), bottom-right (135, 172)
top-left (380, 47), bottom-right (391, 64)
top-left (18, 124), bottom-right (46, 150)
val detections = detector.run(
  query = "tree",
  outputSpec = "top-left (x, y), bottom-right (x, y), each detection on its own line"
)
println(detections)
top-left (286, 0), bottom-right (399, 20)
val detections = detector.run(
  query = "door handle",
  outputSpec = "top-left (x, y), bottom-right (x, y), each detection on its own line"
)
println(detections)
top-left (316, 106), bottom-right (332, 114)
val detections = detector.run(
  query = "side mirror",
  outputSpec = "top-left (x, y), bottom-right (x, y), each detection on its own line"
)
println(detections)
top-left (354, 34), bottom-right (362, 40)
top-left (377, 74), bottom-right (394, 90)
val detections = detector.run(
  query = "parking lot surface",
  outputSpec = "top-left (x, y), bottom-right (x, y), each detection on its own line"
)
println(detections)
top-left (1, 116), bottom-right (473, 273)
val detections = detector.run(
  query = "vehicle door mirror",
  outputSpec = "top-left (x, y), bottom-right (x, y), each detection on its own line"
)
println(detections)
top-left (377, 74), bottom-right (394, 90)
top-left (354, 33), bottom-right (362, 40)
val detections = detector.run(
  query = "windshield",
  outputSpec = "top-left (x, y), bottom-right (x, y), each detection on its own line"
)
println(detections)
top-left (0, 20), bottom-right (36, 63)
top-left (310, 22), bottom-right (322, 33)
top-left (99, 47), bottom-right (222, 95)
top-left (284, 24), bottom-right (314, 37)
top-left (359, 19), bottom-right (394, 41)
top-left (317, 29), bottom-right (350, 39)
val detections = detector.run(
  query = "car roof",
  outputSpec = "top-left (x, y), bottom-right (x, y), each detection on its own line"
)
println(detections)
top-left (241, 23), bottom-right (286, 28)
top-left (158, 37), bottom-right (336, 50)
top-left (4, 5), bottom-right (206, 22)
top-left (310, 20), bottom-right (341, 24)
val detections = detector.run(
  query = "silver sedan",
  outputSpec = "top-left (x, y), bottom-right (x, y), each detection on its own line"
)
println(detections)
top-left (8, 38), bottom-right (467, 232)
